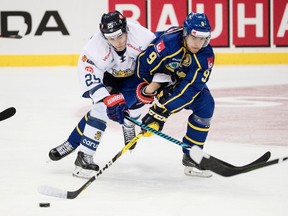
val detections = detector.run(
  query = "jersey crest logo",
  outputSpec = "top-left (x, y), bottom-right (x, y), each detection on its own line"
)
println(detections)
top-left (94, 131), bottom-right (102, 141)
top-left (156, 40), bottom-right (165, 53)
top-left (182, 53), bottom-right (192, 67)
top-left (111, 68), bottom-right (134, 77)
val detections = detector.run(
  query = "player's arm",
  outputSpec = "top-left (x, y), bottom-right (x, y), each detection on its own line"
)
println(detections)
top-left (78, 51), bottom-right (109, 102)
top-left (135, 45), bottom-right (159, 83)
top-left (162, 57), bottom-right (213, 113)
top-left (78, 51), bottom-right (127, 124)
top-left (135, 40), bottom-right (174, 104)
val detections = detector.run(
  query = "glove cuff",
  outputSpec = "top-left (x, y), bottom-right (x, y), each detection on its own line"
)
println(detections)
top-left (150, 104), bottom-right (170, 121)
top-left (136, 82), bottom-right (156, 104)
top-left (103, 94), bottom-right (125, 107)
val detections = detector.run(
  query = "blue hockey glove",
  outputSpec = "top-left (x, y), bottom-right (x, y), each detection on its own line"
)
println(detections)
top-left (141, 104), bottom-right (170, 137)
top-left (103, 94), bottom-right (128, 124)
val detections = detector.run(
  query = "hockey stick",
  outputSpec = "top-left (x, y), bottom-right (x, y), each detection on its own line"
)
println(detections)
top-left (124, 116), bottom-right (286, 177)
top-left (192, 147), bottom-right (288, 177)
top-left (0, 107), bottom-right (16, 121)
top-left (38, 133), bottom-right (143, 199)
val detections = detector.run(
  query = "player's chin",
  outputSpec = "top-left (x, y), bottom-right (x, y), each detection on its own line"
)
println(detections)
top-left (114, 46), bottom-right (126, 52)
top-left (188, 47), bottom-right (200, 54)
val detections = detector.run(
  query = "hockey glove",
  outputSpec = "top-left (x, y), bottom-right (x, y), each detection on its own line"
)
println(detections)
top-left (141, 104), bottom-right (170, 137)
top-left (103, 94), bottom-right (128, 124)
top-left (136, 82), bottom-right (157, 104)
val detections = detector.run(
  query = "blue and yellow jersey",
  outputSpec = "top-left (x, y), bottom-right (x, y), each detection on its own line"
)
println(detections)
top-left (135, 26), bottom-right (215, 114)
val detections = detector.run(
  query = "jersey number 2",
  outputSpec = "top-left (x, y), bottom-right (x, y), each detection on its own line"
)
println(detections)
top-left (85, 74), bottom-right (100, 87)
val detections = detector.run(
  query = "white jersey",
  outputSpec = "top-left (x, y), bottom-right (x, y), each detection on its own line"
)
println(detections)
top-left (77, 21), bottom-right (155, 103)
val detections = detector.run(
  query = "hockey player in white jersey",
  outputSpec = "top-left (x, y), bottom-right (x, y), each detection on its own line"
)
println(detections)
top-left (48, 11), bottom-right (155, 179)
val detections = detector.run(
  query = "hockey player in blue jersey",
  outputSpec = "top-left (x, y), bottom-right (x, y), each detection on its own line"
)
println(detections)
top-left (135, 12), bottom-right (215, 177)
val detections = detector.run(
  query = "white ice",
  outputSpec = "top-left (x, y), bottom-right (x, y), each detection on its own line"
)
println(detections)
top-left (0, 65), bottom-right (288, 216)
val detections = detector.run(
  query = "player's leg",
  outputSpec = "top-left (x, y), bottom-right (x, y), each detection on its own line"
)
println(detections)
top-left (122, 101), bottom-right (145, 150)
top-left (182, 87), bottom-right (215, 177)
top-left (72, 102), bottom-right (107, 179)
top-left (48, 114), bottom-right (87, 161)
top-left (120, 76), bottom-right (146, 150)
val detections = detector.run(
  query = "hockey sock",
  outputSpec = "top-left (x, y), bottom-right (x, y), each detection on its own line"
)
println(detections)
top-left (78, 116), bottom-right (107, 155)
top-left (67, 114), bottom-right (89, 148)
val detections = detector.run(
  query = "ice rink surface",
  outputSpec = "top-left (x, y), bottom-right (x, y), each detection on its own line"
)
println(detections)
top-left (0, 65), bottom-right (288, 216)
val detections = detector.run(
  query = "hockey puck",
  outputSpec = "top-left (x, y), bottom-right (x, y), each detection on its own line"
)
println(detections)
top-left (39, 203), bottom-right (50, 207)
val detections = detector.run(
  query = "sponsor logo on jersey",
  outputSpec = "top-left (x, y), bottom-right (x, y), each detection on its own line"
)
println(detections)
top-left (82, 138), bottom-right (98, 148)
top-left (172, 58), bottom-right (182, 62)
top-left (207, 57), bottom-right (214, 69)
top-left (127, 43), bottom-right (143, 52)
top-left (156, 40), bottom-right (165, 53)
top-left (168, 62), bottom-right (179, 69)
top-left (103, 47), bottom-right (112, 61)
top-left (85, 66), bottom-right (94, 73)
top-left (105, 94), bottom-right (124, 105)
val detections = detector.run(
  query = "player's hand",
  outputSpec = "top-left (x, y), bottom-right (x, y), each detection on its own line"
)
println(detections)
top-left (141, 104), bottom-right (170, 137)
top-left (136, 82), bottom-right (156, 104)
top-left (103, 94), bottom-right (127, 124)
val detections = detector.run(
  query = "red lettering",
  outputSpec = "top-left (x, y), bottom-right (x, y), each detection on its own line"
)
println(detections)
top-left (273, 0), bottom-right (288, 46)
top-left (109, 0), bottom-right (288, 48)
top-left (233, 0), bottom-right (269, 47)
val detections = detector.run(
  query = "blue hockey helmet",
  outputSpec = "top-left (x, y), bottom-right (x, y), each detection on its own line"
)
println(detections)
top-left (183, 12), bottom-right (211, 47)
top-left (100, 11), bottom-right (127, 39)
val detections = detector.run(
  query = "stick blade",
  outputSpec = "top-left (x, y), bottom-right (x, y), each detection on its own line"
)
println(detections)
top-left (38, 185), bottom-right (68, 199)
top-left (0, 107), bottom-right (16, 121)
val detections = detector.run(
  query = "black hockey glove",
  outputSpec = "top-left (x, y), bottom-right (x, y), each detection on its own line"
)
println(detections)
top-left (141, 104), bottom-right (170, 137)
